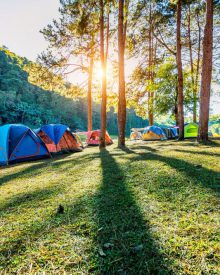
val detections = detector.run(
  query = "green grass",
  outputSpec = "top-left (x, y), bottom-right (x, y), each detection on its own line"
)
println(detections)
top-left (0, 140), bottom-right (219, 274)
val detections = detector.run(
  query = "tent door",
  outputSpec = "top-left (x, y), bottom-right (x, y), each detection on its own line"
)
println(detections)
top-left (9, 130), bottom-right (40, 161)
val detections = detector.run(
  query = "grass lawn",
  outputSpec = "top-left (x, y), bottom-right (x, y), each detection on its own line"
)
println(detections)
top-left (0, 140), bottom-right (219, 274)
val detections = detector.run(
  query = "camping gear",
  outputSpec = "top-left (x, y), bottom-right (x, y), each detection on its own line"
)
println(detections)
top-left (130, 131), bottom-right (142, 140)
top-left (162, 127), bottom-right (178, 139)
top-left (184, 123), bottom-right (198, 138)
top-left (142, 126), bottom-right (167, 141)
top-left (0, 124), bottom-right (50, 166)
top-left (35, 124), bottom-right (82, 153)
top-left (86, 130), bottom-right (113, 146)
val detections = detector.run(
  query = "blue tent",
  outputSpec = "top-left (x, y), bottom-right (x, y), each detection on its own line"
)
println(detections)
top-left (142, 126), bottom-right (167, 141)
top-left (34, 124), bottom-right (82, 153)
top-left (0, 124), bottom-right (51, 166)
top-left (35, 124), bottom-right (68, 145)
top-left (162, 127), bottom-right (178, 139)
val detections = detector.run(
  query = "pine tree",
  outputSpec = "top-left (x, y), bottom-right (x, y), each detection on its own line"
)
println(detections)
top-left (118, 0), bottom-right (128, 147)
top-left (198, 0), bottom-right (214, 143)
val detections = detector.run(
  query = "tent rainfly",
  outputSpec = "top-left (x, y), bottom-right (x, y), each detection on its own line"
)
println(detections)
top-left (35, 124), bottom-right (83, 153)
top-left (86, 130), bottom-right (113, 146)
top-left (142, 126), bottom-right (167, 141)
top-left (0, 124), bottom-right (51, 166)
top-left (184, 123), bottom-right (198, 138)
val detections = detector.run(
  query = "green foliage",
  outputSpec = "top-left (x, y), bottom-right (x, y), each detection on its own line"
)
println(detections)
top-left (0, 47), bottom-right (84, 128)
top-left (0, 47), bottom-right (146, 134)
top-left (39, 0), bottom-right (100, 76)
top-left (128, 58), bottom-right (195, 122)
top-left (153, 59), bottom-right (178, 115)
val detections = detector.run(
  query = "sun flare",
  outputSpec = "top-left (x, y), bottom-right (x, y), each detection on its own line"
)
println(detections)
top-left (95, 67), bottom-right (104, 80)
top-left (93, 63), bottom-right (113, 82)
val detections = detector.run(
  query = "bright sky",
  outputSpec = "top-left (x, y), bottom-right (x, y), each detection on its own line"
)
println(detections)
top-left (0, 0), bottom-right (219, 115)
top-left (0, 0), bottom-right (60, 60)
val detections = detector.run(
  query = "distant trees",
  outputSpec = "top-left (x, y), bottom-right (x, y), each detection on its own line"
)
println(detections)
top-left (0, 47), bottom-right (84, 128)
top-left (0, 47), bottom-right (147, 133)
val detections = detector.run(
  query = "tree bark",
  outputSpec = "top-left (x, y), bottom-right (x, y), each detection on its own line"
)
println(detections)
top-left (198, 0), bottom-right (213, 143)
top-left (174, 85), bottom-right (178, 126)
top-left (148, 2), bottom-right (154, 126)
top-left (174, 106), bottom-right (178, 126)
top-left (87, 56), bottom-right (93, 131)
top-left (176, 0), bottom-right (184, 140)
top-left (118, 0), bottom-right (126, 147)
top-left (187, 5), bottom-right (197, 123)
top-left (195, 13), bottom-right (201, 121)
top-left (99, 0), bottom-right (107, 148)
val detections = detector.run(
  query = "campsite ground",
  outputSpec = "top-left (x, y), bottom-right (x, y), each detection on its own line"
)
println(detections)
top-left (0, 140), bottom-right (219, 274)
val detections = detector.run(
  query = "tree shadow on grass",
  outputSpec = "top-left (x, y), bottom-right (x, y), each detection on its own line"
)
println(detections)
top-left (174, 140), bottom-right (220, 147)
top-left (127, 150), bottom-right (220, 196)
top-left (174, 148), bottom-right (220, 157)
top-left (92, 148), bottom-right (171, 274)
top-left (0, 153), bottom-right (96, 187)
top-left (120, 145), bottom-right (158, 154)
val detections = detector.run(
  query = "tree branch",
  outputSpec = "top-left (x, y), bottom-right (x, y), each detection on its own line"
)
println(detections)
top-left (152, 29), bottom-right (176, 56)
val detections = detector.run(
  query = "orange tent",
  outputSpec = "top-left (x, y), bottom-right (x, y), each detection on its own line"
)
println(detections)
top-left (35, 124), bottom-right (82, 153)
top-left (86, 130), bottom-right (113, 146)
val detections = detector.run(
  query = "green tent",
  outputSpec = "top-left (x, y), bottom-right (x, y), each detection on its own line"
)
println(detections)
top-left (184, 123), bottom-right (198, 138)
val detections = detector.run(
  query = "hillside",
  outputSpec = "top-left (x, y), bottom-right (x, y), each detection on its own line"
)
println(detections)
top-left (0, 47), bottom-right (147, 134)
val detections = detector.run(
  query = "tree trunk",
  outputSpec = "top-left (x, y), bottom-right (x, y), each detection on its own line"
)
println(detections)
top-left (174, 106), bottom-right (178, 126)
top-left (174, 85), bottom-right (178, 126)
top-left (87, 56), bottom-right (93, 131)
top-left (150, 39), bottom-right (157, 126)
top-left (187, 5), bottom-right (197, 123)
top-left (195, 13), bottom-right (202, 121)
top-left (118, 0), bottom-right (126, 147)
top-left (148, 3), bottom-right (154, 126)
top-left (99, 0), bottom-right (107, 148)
top-left (198, 0), bottom-right (213, 143)
top-left (176, 0), bottom-right (184, 140)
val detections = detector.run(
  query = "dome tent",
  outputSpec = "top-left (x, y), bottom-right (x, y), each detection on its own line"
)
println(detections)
top-left (35, 124), bottom-right (82, 153)
top-left (142, 126), bottom-right (167, 141)
top-left (184, 123), bottom-right (198, 138)
top-left (0, 124), bottom-right (51, 166)
top-left (86, 130), bottom-right (113, 146)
